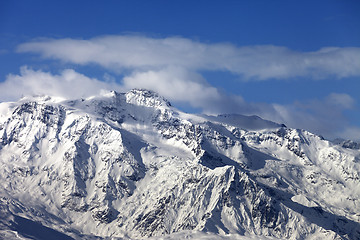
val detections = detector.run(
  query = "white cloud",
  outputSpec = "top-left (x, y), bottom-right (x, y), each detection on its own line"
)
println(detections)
top-left (17, 35), bottom-right (360, 80)
top-left (270, 94), bottom-right (357, 139)
top-left (0, 66), bottom-right (357, 140)
top-left (121, 66), bottom-right (357, 140)
top-left (337, 127), bottom-right (360, 141)
top-left (122, 67), bottom-right (222, 110)
top-left (0, 66), bottom-right (122, 101)
top-left (122, 67), bottom-right (281, 117)
top-left (9, 35), bottom-right (360, 141)
top-left (326, 93), bottom-right (354, 109)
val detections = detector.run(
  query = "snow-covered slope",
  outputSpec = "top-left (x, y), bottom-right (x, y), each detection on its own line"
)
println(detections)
top-left (0, 89), bottom-right (359, 240)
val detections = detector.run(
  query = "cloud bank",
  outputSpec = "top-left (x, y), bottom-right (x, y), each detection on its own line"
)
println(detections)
top-left (18, 35), bottom-right (360, 80)
top-left (1, 66), bottom-right (358, 140)
top-left (2, 35), bottom-right (359, 140)
top-left (0, 67), bottom-right (122, 101)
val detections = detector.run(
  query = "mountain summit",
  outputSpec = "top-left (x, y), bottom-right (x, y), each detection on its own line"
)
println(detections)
top-left (0, 89), bottom-right (359, 239)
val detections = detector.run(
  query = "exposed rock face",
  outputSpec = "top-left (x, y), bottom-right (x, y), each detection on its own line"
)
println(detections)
top-left (0, 89), bottom-right (359, 239)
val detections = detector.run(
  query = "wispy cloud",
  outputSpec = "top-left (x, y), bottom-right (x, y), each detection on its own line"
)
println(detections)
top-left (122, 66), bottom-right (222, 109)
top-left (2, 67), bottom-right (358, 140)
top-left (338, 127), bottom-right (360, 141)
top-left (272, 93), bottom-right (358, 139)
top-left (0, 66), bottom-right (122, 101)
top-left (17, 35), bottom-right (360, 80)
top-left (7, 35), bottom-right (360, 140)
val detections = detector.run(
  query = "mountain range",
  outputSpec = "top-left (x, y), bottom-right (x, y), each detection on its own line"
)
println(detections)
top-left (0, 89), bottom-right (359, 239)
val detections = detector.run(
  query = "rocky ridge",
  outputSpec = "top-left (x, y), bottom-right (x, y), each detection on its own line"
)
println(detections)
top-left (0, 89), bottom-right (359, 239)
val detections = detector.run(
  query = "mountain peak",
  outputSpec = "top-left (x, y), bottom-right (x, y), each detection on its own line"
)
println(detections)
top-left (125, 88), bottom-right (172, 108)
top-left (19, 94), bottom-right (66, 104)
top-left (0, 89), bottom-right (359, 239)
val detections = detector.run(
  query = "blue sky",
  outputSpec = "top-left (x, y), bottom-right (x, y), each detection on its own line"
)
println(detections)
top-left (0, 0), bottom-right (360, 140)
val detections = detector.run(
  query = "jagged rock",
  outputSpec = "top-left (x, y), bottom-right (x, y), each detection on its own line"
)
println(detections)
top-left (0, 89), bottom-right (359, 239)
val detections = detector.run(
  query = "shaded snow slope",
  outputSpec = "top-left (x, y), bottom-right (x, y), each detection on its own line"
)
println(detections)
top-left (203, 114), bottom-right (285, 131)
top-left (0, 89), bottom-right (359, 240)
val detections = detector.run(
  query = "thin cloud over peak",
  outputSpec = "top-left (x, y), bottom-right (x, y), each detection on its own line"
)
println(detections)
top-left (7, 34), bottom-right (360, 141)
top-left (0, 66), bottom-right (122, 101)
top-left (1, 66), bottom-right (359, 141)
top-left (17, 35), bottom-right (360, 80)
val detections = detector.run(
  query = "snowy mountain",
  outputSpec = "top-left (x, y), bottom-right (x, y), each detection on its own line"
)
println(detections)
top-left (0, 89), bottom-right (359, 240)
top-left (333, 139), bottom-right (360, 150)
